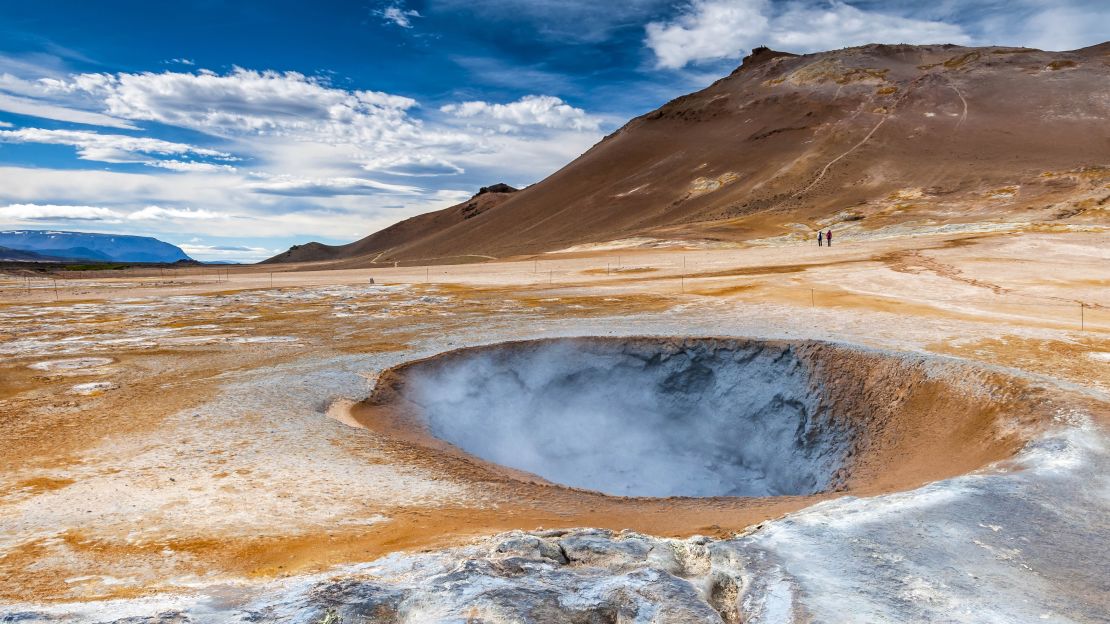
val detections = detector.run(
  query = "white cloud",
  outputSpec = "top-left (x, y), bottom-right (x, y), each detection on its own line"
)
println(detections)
top-left (178, 243), bottom-right (278, 262)
top-left (0, 121), bottom-right (10, 128)
top-left (380, 3), bottom-right (422, 28)
top-left (165, 58), bottom-right (196, 66)
top-left (0, 165), bottom-right (481, 240)
top-left (771, 1), bottom-right (972, 52)
top-left (146, 160), bottom-right (237, 173)
top-left (0, 127), bottom-right (235, 166)
top-left (4, 63), bottom-right (601, 184)
top-left (441, 95), bottom-right (602, 132)
top-left (0, 62), bottom-right (608, 252)
top-left (27, 67), bottom-right (490, 177)
top-left (359, 153), bottom-right (466, 176)
top-left (645, 0), bottom-right (972, 69)
top-left (0, 202), bottom-right (226, 223)
top-left (127, 206), bottom-right (226, 220)
top-left (0, 90), bottom-right (136, 129)
top-left (972, 2), bottom-right (1110, 52)
top-left (39, 68), bottom-right (423, 142)
top-left (246, 175), bottom-right (424, 196)
top-left (0, 203), bottom-right (122, 221)
top-left (646, 0), bottom-right (771, 70)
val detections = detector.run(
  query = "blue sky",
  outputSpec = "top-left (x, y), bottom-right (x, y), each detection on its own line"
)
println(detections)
top-left (0, 1), bottom-right (1105, 261)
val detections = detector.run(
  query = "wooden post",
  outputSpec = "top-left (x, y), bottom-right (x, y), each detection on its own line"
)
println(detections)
top-left (53, 279), bottom-right (59, 301)
top-left (1080, 303), bottom-right (1085, 331)
top-left (811, 288), bottom-right (815, 307)
top-left (270, 272), bottom-right (273, 288)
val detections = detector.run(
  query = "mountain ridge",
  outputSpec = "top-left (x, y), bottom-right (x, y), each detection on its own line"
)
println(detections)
top-left (267, 42), bottom-right (1110, 267)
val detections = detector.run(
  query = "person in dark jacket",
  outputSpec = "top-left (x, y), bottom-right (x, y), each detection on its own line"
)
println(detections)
top-left (818, 231), bottom-right (824, 247)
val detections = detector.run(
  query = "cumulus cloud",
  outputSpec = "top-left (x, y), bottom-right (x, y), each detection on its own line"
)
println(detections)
top-left (646, 0), bottom-right (770, 69)
top-left (36, 68), bottom-right (422, 142)
top-left (2, 63), bottom-right (602, 184)
top-left (0, 127), bottom-right (235, 168)
top-left (0, 61), bottom-right (607, 249)
top-left (645, 0), bottom-right (972, 69)
top-left (440, 95), bottom-right (602, 132)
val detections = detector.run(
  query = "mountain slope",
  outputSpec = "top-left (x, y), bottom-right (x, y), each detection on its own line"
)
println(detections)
top-left (268, 42), bottom-right (1110, 266)
top-left (262, 184), bottom-right (520, 265)
top-left (0, 231), bottom-right (192, 263)
top-left (0, 246), bottom-right (75, 262)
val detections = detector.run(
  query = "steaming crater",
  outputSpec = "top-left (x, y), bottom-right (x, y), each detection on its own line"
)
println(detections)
top-left (367, 337), bottom-right (1043, 500)
top-left (403, 339), bottom-right (844, 497)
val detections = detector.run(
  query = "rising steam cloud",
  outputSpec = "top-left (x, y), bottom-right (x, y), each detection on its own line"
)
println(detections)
top-left (404, 339), bottom-right (850, 497)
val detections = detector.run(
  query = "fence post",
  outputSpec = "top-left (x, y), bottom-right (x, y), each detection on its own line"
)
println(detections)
top-left (1080, 303), bottom-right (1085, 331)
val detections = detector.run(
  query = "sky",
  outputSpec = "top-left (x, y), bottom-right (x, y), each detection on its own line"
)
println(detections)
top-left (0, 1), bottom-right (1105, 262)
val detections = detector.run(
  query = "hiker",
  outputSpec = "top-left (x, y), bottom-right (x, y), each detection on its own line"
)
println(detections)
top-left (826, 229), bottom-right (833, 247)
top-left (817, 231), bottom-right (824, 246)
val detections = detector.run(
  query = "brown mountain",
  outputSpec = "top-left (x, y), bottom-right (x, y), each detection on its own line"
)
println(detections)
top-left (266, 43), bottom-right (1110, 266)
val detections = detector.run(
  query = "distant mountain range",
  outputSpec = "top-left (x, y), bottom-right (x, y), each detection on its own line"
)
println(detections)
top-left (0, 230), bottom-right (192, 263)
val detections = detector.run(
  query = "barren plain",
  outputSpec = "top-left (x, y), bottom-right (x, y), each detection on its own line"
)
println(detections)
top-left (1, 224), bottom-right (1107, 622)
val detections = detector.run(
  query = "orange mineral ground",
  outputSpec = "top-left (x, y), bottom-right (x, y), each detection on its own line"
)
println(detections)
top-left (0, 228), bottom-right (1107, 620)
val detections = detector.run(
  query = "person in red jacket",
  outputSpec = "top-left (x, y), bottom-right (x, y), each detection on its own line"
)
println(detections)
top-left (826, 229), bottom-right (833, 247)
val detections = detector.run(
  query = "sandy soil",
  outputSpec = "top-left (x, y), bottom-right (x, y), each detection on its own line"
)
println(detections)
top-left (0, 228), bottom-right (1107, 606)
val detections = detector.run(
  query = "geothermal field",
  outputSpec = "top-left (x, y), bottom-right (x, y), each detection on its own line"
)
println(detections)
top-left (1, 229), bottom-right (1107, 622)
top-left (1, 20), bottom-right (1109, 622)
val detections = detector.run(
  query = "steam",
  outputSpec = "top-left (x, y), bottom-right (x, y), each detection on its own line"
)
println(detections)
top-left (404, 339), bottom-right (848, 498)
